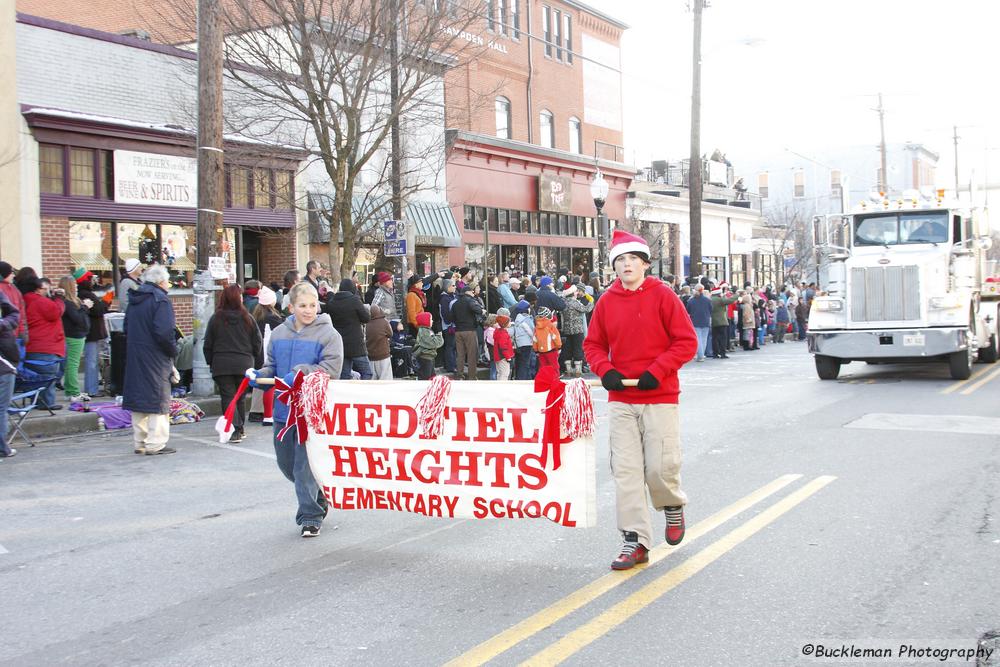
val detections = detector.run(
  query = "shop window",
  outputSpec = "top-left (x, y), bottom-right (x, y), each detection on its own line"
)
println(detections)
top-left (253, 168), bottom-right (271, 209)
top-left (39, 144), bottom-right (64, 195)
top-left (69, 221), bottom-right (113, 286)
top-left (508, 210), bottom-right (520, 233)
top-left (487, 208), bottom-right (499, 232)
top-left (569, 216), bottom-right (578, 236)
top-left (541, 247), bottom-right (559, 275)
top-left (70, 148), bottom-right (95, 197)
top-left (464, 205), bottom-right (475, 231)
top-left (520, 211), bottom-right (530, 234)
top-left (230, 167), bottom-right (250, 208)
top-left (501, 245), bottom-right (528, 274)
top-left (539, 212), bottom-right (551, 235)
top-left (475, 206), bottom-right (487, 231)
top-left (497, 208), bottom-right (509, 233)
top-left (529, 212), bottom-right (539, 234)
top-left (558, 215), bottom-right (569, 235)
top-left (572, 248), bottom-right (592, 276)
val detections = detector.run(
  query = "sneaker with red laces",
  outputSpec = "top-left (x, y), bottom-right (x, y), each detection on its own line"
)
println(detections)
top-left (611, 531), bottom-right (649, 570)
top-left (665, 506), bottom-right (685, 545)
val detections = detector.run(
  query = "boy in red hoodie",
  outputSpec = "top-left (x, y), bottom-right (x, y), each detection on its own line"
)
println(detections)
top-left (492, 311), bottom-right (514, 380)
top-left (584, 230), bottom-right (698, 570)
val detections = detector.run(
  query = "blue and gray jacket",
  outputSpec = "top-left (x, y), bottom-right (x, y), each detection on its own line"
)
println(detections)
top-left (257, 313), bottom-right (343, 423)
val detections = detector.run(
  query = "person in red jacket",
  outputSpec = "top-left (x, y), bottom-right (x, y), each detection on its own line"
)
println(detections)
top-left (23, 276), bottom-right (67, 410)
top-left (583, 229), bottom-right (698, 570)
top-left (0, 262), bottom-right (27, 341)
top-left (492, 311), bottom-right (514, 380)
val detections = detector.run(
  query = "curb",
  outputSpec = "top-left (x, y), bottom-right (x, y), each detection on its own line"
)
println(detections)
top-left (15, 394), bottom-right (228, 444)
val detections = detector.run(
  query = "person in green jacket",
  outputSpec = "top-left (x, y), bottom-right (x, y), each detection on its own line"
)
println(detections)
top-left (413, 312), bottom-right (443, 380)
top-left (709, 283), bottom-right (737, 359)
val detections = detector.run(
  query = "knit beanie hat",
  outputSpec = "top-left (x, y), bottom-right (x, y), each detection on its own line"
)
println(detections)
top-left (377, 271), bottom-right (392, 284)
top-left (125, 258), bottom-right (142, 273)
top-left (497, 307), bottom-right (510, 318)
top-left (539, 276), bottom-right (553, 288)
top-left (537, 306), bottom-right (553, 319)
top-left (73, 267), bottom-right (94, 284)
top-left (514, 299), bottom-right (530, 313)
top-left (416, 312), bottom-right (432, 328)
top-left (257, 285), bottom-right (277, 306)
top-left (339, 278), bottom-right (357, 294)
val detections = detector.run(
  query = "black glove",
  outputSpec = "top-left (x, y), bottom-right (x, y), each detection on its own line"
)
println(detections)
top-left (601, 369), bottom-right (626, 392)
top-left (637, 371), bottom-right (659, 390)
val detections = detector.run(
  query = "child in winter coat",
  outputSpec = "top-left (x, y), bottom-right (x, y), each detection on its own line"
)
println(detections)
top-left (493, 312), bottom-right (515, 381)
top-left (512, 300), bottom-right (535, 380)
top-left (365, 304), bottom-right (394, 380)
top-left (532, 306), bottom-right (562, 375)
top-left (412, 312), bottom-right (443, 380)
top-left (252, 282), bottom-right (343, 538)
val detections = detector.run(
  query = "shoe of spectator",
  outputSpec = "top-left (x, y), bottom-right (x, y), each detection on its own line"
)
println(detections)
top-left (248, 413), bottom-right (263, 423)
top-left (229, 430), bottom-right (245, 444)
top-left (70, 393), bottom-right (91, 403)
top-left (44, 404), bottom-right (64, 411)
top-left (134, 446), bottom-right (145, 455)
top-left (144, 446), bottom-right (177, 456)
top-left (262, 417), bottom-right (273, 425)
top-left (611, 531), bottom-right (648, 570)
top-left (0, 448), bottom-right (16, 458)
top-left (301, 525), bottom-right (321, 538)
top-left (665, 506), bottom-right (686, 545)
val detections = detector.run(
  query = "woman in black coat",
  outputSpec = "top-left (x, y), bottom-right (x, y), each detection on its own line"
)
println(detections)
top-left (203, 284), bottom-right (263, 443)
top-left (325, 278), bottom-right (372, 379)
top-left (122, 266), bottom-right (178, 456)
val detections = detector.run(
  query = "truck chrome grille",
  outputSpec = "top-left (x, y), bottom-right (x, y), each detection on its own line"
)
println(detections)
top-left (850, 266), bottom-right (920, 322)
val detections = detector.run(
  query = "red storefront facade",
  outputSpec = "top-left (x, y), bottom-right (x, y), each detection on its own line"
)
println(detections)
top-left (446, 130), bottom-right (633, 277)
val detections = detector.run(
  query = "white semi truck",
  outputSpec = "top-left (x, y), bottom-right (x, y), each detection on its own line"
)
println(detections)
top-left (807, 193), bottom-right (998, 380)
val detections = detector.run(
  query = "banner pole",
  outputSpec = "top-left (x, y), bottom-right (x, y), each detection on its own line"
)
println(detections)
top-left (252, 377), bottom-right (639, 387)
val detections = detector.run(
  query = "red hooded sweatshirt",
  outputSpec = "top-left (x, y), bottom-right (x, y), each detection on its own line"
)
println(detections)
top-left (583, 276), bottom-right (697, 404)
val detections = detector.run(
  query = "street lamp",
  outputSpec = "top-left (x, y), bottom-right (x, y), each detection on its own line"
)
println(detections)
top-left (591, 169), bottom-right (610, 279)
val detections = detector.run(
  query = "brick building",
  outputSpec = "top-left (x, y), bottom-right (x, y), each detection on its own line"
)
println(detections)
top-left (11, 14), bottom-right (305, 333)
top-left (443, 0), bottom-right (634, 275)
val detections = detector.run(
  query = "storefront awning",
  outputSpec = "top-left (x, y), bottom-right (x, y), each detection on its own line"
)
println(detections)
top-left (308, 193), bottom-right (461, 247)
top-left (69, 252), bottom-right (112, 271)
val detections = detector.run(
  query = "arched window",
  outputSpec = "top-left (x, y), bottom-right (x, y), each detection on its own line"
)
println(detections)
top-left (539, 110), bottom-right (554, 149)
top-left (568, 116), bottom-right (582, 154)
top-left (495, 96), bottom-right (512, 139)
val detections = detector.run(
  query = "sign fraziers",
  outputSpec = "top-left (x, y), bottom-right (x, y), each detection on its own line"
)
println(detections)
top-left (114, 150), bottom-right (198, 208)
top-left (305, 381), bottom-right (597, 527)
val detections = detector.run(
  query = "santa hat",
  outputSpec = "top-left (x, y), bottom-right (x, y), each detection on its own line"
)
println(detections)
top-left (710, 280), bottom-right (729, 296)
top-left (72, 267), bottom-right (94, 285)
top-left (608, 229), bottom-right (650, 265)
top-left (416, 312), bottom-right (432, 328)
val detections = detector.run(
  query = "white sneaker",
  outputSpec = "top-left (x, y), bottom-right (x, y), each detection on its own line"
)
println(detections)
top-left (70, 393), bottom-right (92, 402)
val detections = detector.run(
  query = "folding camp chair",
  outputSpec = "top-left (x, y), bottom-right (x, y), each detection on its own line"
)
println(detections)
top-left (6, 341), bottom-right (61, 446)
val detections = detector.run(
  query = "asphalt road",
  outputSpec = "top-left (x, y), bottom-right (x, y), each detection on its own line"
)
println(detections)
top-left (2, 340), bottom-right (999, 666)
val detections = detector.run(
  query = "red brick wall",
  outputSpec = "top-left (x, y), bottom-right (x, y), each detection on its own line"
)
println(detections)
top-left (40, 216), bottom-right (73, 278)
top-left (172, 294), bottom-right (193, 336)
top-left (444, 0), bottom-right (625, 155)
top-left (260, 228), bottom-right (298, 286)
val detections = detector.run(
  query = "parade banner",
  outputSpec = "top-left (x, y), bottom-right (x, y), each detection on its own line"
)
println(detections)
top-left (301, 378), bottom-right (598, 528)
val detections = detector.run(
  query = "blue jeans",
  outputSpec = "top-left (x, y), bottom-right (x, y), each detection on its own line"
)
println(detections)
top-left (694, 327), bottom-right (710, 360)
top-left (443, 331), bottom-right (457, 372)
top-left (0, 373), bottom-right (14, 455)
top-left (25, 352), bottom-right (65, 408)
top-left (273, 423), bottom-right (327, 527)
top-left (339, 356), bottom-right (373, 380)
top-left (83, 340), bottom-right (102, 395)
top-left (515, 346), bottom-right (534, 380)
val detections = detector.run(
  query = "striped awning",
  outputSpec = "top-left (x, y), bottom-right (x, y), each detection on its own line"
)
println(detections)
top-left (69, 252), bottom-right (112, 271)
top-left (307, 193), bottom-right (461, 247)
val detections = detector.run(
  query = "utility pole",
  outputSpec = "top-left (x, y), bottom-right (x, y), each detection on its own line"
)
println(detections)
top-left (953, 125), bottom-right (960, 198)
top-left (688, 0), bottom-right (705, 279)
top-left (875, 92), bottom-right (887, 195)
top-left (192, 0), bottom-right (224, 396)
top-left (388, 0), bottom-right (408, 317)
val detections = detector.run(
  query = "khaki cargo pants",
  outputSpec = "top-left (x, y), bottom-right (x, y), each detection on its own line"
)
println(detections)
top-left (609, 402), bottom-right (687, 548)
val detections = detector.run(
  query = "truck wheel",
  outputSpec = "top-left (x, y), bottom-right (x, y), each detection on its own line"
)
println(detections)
top-left (979, 334), bottom-right (998, 364)
top-left (815, 355), bottom-right (841, 380)
top-left (948, 348), bottom-right (973, 380)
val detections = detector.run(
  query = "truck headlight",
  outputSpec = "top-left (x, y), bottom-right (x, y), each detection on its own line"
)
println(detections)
top-left (813, 298), bottom-right (844, 312)
top-left (929, 295), bottom-right (961, 309)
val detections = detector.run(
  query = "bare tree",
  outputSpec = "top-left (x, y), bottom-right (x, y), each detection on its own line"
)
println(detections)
top-left (150, 0), bottom-right (492, 281)
top-left (759, 203), bottom-right (816, 285)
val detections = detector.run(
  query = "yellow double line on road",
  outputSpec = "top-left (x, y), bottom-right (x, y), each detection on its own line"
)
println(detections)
top-left (445, 474), bottom-right (836, 666)
top-left (941, 365), bottom-right (1000, 395)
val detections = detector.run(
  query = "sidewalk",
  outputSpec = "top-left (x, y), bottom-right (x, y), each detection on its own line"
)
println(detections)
top-left (14, 394), bottom-right (227, 444)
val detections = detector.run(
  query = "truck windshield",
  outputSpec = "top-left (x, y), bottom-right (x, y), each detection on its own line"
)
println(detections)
top-left (854, 212), bottom-right (949, 246)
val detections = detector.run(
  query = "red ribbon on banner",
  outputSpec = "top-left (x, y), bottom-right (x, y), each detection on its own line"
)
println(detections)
top-left (533, 366), bottom-right (571, 470)
top-left (274, 370), bottom-right (308, 444)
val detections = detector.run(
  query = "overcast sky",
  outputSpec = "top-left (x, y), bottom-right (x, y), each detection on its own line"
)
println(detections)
top-left (584, 0), bottom-right (1000, 196)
